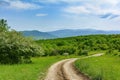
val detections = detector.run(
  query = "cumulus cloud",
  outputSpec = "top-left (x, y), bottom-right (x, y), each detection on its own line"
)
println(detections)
top-left (64, 6), bottom-right (90, 14)
top-left (32, 0), bottom-right (120, 19)
top-left (0, 0), bottom-right (41, 10)
top-left (1, 0), bottom-right (120, 19)
top-left (63, 0), bottom-right (120, 19)
top-left (100, 0), bottom-right (119, 6)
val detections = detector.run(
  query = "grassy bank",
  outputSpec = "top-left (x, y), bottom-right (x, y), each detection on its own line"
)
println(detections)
top-left (0, 56), bottom-right (66, 80)
top-left (75, 55), bottom-right (120, 80)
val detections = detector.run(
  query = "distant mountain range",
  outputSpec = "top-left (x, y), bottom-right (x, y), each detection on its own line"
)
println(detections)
top-left (20, 30), bottom-right (57, 39)
top-left (20, 29), bottom-right (120, 39)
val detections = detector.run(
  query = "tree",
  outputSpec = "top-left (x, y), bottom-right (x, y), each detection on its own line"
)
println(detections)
top-left (0, 19), bottom-right (9, 32)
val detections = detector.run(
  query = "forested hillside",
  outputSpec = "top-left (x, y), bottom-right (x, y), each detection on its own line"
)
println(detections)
top-left (37, 35), bottom-right (120, 56)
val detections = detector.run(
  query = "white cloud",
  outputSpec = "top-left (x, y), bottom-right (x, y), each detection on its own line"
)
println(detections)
top-left (63, 0), bottom-right (120, 19)
top-left (100, 0), bottom-right (119, 6)
top-left (36, 0), bottom-right (58, 3)
top-left (33, 0), bottom-right (120, 17)
top-left (84, 4), bottom-right (120, 15)
top-left (36, 13), bottom-right (48, 17)
top-left (3, 0), bottom-right (41, 10)
top-left (64, 6), bottom-right (90, 14)
top-left (39, 0), bottom-right (120, 4)
top-left (34, 0), bottom-right (83, 3)
top-left (35, 0), bottom-right (120, 5)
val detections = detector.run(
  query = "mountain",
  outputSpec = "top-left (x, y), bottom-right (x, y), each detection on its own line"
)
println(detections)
top-left (20, 30), bottom-right (57, 39)
top-left (20, 29), bottom-right (120, 39)
top-left (48, 29), bottom-right (120, 37)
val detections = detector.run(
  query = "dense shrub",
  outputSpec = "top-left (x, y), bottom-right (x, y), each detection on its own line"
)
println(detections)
top-left (0, 19), bottom-right (43, 64)
top-left (81, 50), bottom-right (89, 56)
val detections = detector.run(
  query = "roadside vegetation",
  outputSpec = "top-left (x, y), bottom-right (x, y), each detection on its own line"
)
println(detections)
top-left (0, 19), bottom-right (43, 64)
top-left (0, 56), bottom-right (66, 80)
top-left (75, 55), bottom-right (120, 80)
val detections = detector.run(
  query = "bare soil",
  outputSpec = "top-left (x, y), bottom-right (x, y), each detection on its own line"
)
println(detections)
top-left (44, 53), bottom-right (104, 80)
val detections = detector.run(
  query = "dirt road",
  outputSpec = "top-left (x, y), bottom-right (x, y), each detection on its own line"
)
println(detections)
top-left (44, 53), bottom-right (104, 80)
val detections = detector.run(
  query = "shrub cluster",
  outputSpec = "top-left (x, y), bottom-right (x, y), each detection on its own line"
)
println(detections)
top-left (0, 19), bottom-right (43, 64)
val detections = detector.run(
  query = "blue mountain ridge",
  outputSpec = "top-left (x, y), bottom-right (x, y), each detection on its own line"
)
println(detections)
top-left (20, 29), bottom-right (120, 39)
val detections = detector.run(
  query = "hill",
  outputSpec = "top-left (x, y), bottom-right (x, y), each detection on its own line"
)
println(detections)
top-left (48, 29), bottom-right (120, 37)
top-left (20, 30), bottom-right (57, 39)
top-left (36, 34), bottom-right (120, 56)
top-left (20, 29), bottom-right (120, 39)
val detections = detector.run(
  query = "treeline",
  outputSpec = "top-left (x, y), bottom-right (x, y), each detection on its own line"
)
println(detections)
top-left (0, 19), bottom-right (43, 64)
top-left (37, 34), bottom-right (120, 56)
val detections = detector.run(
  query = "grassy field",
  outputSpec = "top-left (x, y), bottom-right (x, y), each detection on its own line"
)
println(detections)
top-left (75, 55), bottom-right (120, 80)
top-left (0, 56), bottom-right (67, 80)
top-left (0, 51), bottom-right (102, 80)
top-left (88, 50), bottom-right (106, 55)
top-left (0, 55), bottom-right (83, 80)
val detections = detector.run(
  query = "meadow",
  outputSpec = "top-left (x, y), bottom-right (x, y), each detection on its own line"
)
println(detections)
top-left (75, 55), bottom-right (120, 80)
top-left (0, 56), bottom-right (66, 80)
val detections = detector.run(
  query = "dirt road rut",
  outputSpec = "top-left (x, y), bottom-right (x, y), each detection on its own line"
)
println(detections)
top-left (44, 58), bottom-right (89, 80)
top-left (44, 53), bottom-right (104, 80)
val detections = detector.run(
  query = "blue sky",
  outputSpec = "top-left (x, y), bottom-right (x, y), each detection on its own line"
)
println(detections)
top-left (0, 0), bottom-right (120, 31)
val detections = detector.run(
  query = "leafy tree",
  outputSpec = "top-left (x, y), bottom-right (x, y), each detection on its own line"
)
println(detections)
top-left (0, 19), bottom-right (9, 32)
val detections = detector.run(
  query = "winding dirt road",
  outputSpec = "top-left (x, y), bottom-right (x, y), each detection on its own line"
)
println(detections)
top-left (44, 53), bottom-right (104, 80)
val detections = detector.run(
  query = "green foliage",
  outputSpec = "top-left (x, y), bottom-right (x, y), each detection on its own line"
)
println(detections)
top-left (0, 19), bottom-right (9, 32)
top-left (0, 19), bottom-right (43, 64)
top-left (75, 55), bottom-right (120, 80)
top-left (0, 56), bottom-right (65, 80)
top-left (37, 34), bottom-right (120, 56)
top-left (81, 50), bottom-right (89, 56)
top-left (106, 49), bottom-right (114, 55)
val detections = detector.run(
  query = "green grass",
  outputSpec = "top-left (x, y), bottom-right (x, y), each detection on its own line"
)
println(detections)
top-left (75, 55), bottom-right (120, 80)
top-left (0, 55), bottom-right (83, 80)
top-left (88, 50), bottom-right (106, 55)
top-left (0, 52), bottom-right (102, 80)
top-left (0, 56), bottom-right (67, 80)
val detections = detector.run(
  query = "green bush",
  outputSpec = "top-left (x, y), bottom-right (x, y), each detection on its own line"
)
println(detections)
top-left (0, 19), bottom-right (43, 64)
top-left (81, 50), bottom-right (89, 56)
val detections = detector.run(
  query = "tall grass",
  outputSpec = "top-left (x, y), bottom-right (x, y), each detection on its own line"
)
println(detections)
top-left (75, 55), bottom-right (120, 80)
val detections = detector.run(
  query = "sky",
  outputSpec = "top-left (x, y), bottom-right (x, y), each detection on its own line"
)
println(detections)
top-left (0, 0), bottom-right (120, 31)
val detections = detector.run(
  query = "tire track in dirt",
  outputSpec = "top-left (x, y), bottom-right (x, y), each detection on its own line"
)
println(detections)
top-left (44, 53), bottom-right (104, 80)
